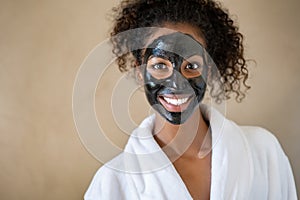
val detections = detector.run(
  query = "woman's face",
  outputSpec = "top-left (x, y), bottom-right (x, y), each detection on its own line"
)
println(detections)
top-left (141, 23), bottom-right (209, 125)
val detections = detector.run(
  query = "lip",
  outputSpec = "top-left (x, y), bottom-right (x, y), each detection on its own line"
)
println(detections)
top-left (158, 94), bottom-right (193, 112)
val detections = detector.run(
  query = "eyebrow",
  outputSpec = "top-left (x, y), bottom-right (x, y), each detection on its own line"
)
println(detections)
top-left (150, 48), bottom-right (204, 60)
top-left (148, 49), bottom-right (172, 59)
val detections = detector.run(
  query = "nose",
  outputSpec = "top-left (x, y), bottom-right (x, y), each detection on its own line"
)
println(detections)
top-left (165, 70), bottom-right (189, 91)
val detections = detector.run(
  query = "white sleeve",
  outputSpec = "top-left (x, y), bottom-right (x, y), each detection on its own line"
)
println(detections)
top-left (242, 126), bottom-right (298, 200)
top-left (275, 140), bottom-right (298, 200)
top-left (260, 128), bottom-right (298, 200)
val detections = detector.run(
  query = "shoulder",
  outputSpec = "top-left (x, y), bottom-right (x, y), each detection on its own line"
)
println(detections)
top-left (237, 125), bottom-right (288, 160)
top-left (84, 156), bottom-right (138, 200)
top-left (240, 126), bottom-right (280, 149)
top-left (221, 118), bottom-right (284, 157)
top-left (84, 166), bottom-right (118, 200)
top-left (237, 125), bottom-right (292, 170)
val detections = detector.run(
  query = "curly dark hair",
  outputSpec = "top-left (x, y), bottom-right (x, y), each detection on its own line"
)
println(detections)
top-left (110, 0), bottom-right (250, 102)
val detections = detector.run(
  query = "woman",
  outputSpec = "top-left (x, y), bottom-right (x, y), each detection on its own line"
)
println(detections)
top-left (85, 0), bottom-right (297, 199)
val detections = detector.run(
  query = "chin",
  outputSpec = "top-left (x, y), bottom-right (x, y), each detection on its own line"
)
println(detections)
top-left (155, 100), bottom-right (200, 125)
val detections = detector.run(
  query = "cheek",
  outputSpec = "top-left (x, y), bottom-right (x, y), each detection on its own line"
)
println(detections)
top-left (188, 76), bottom-right (206, 94)
top-left (144, 71), bottom-right (162, 90)
top-left (143, 71), bottom-right (166, 104)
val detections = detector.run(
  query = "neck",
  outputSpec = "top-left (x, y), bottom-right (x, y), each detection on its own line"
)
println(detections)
top-left (153, 107), bottom-right (210, 159)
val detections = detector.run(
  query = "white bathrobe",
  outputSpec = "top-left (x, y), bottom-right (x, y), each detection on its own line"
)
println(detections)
top-left (84, 106), bottom-right (297, 200)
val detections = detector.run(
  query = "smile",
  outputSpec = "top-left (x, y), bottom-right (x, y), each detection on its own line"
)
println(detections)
top-left (158, 94), bottom-right (193, 112)
top-left (163, 96), bottom-right (189, 106)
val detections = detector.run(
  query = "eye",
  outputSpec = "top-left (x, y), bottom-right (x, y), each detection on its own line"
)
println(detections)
top-left (186, 63), bottom-right (200, 70)
top-left (146, 57), bottom-right (173, 79)
top-left (182, 62), bottom-right (203, 78)
top-left (152, 63), bottom-right (168, 71)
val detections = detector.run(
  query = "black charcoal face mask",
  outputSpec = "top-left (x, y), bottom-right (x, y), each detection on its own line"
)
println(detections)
top-left (142, 32), bottom-right (208, 124)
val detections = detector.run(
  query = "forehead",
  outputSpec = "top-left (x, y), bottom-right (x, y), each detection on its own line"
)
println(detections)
top-left (143, 23), bottom-right (206, 59)
top-left (145, 23), bottom-right (206, 47)
top-left (145, 32), bottom-right (205, 59)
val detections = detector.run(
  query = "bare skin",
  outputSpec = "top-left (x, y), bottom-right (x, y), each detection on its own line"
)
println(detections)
top-left (153, 106), bottom-right (211, 200)
top-left (173, 153), bottom-right (211, 200)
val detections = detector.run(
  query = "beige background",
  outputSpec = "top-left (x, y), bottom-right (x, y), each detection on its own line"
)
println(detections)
top-left (0, 0), bottom-right (299, 199)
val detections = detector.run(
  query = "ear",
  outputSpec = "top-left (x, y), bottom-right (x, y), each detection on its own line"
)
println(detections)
top-left (205, 64), bottom-right (213, 85)
top-left (135, 63), bottom-right (144, 86)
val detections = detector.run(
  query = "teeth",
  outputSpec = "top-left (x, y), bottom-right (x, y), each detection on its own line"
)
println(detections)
top-left (163, 97), bottom-right (189, 106)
